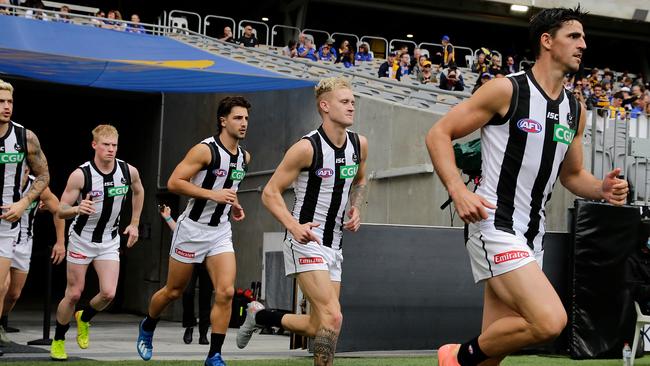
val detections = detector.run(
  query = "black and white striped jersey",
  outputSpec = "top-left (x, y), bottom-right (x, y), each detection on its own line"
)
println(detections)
top-left (0, 121), bottom-right (28, 231)
top-left (290, 126), bottom-right (361, 250)
top-left (477, 69), bottom-right (581, 251)
top-left (71, 159), bottom-right (132, 243)
top-left (181, 136), bottom-right (247, 227)
top-left (16, 175), bottom-right (37, 244)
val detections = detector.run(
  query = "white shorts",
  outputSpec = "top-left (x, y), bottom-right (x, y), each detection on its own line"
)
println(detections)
top-left (283, 237), bottom-right (343, 282)
top-left (466, 223), bottom-right (543, 283)
top-left (11, 237), bottom-right (32, 272)
top-left (0, 224), bottom-right (19, 260)
top-left (67, 231), bottom-right (120, 265)
top-left (169, 215), bottom-right (234, 264)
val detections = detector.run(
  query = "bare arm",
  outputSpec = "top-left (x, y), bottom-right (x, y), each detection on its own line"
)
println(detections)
top-left (262, 139), bottom-right (320, 244)
top-left (425, 78), bottom-right (512, 223)
top-left (58, 169), bottom-right (91, 219)
top-left (40, 187), bottom-right (66, 264)
top-left (123, 164), bottom-right (144, 247)
top-left (167, 144), bottom-right (236, 204)
top-left (159, 204), bottom-right (177, 231)
top-left (231, 151), bottom-right (252, 222)
top-left (559, 104), bottom-right (628, 205)
top-left (343, 135), bottom-right (369, 232)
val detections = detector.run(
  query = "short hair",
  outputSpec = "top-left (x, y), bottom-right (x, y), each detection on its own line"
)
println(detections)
top-left (216, 96), bottom-right (251, 133)
top-left (92, 124), bottom-right (119, 142)
top-left (0, 79), bottom-right (14, 95)
top-left (529, 5), bottom-right (587, 59)
top-left (613, 91), bottom-right (624, 100)
top-left (314, 77), bottom-right (352, 101)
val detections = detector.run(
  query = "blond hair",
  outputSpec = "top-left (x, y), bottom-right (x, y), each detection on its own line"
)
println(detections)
top-left (92, 124), bottom-right (119, 141)
top-left (314, 77), bottom-right (352, 101)
top-left (0, 79), bottom-right (14, 95)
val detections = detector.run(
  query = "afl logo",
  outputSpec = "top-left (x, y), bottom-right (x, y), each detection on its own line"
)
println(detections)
top-left (213, 169), bottom-right (227, 177)
top-left (517, 119), bottom-right (542, 133)
top-left (89, 190), bottom-right (103, 198)
top-left (315, 168), bottom-right (334, 178)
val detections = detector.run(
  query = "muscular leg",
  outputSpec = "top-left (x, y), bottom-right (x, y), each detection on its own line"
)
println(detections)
top-left (0, 257), bottom-right (11, 317)
top-left (280, 271), bottom-right (342, 366)
top-left (89, 260), bottom-right (120, 312)
top-left (204, 252), bottom-right (236, 334)
top-left (56, 263), bottom-right (89, 325)
top-left (197, 264), bottom-right (213, 336)
top-left (3, 269), bottom-right (28, 315)
top-left (148, 258), bottom-right (195, 318)
top-left (182, 266), bottom-right (199, 329)
top-left (476, 282), bottom-right (518, 366)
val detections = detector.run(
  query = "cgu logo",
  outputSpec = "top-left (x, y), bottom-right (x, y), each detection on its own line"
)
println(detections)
top-left (229, 169), bottom-right (245, 181)
top-left (213, 169), bottom-right (227, 177)
top-left (516, 119), bottom-right (542, 134)
top-left (315, 168), bottom-right (334, 178)
top-left (107, 186), bottom-right (129, 197)
top-left (339, 164), bottom-right (358, 179)
top-left (0, 152), bottom-right (24, 164)
top-left (553, 124), bottom-right (575, 145)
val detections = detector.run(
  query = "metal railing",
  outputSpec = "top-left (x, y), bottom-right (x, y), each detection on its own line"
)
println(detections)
top-left (390, 39), bottom-right (417, 53)
top-left (203, 15), bottom-right (235, 38)
top-left (168, 10), bottom-right (201, 34)
top-left (331, 32), bottom-right (360, 47)
top-left (238, 19), bottom-right (269, 45)
top-left (360, 36), bottom-right (388, 59)
top-left (271, 24), bottom-right (301, 47)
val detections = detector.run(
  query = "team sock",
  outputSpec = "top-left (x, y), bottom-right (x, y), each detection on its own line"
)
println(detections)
top-left (0, 315), bottom-right (7, 328)
top-left (457, 336), bottom-right (489, 366)
top-left (80, 307), bottom-right (99, 322)
top-left (207, 333), bottom-right (225, 357)
top-left (54, 321), bottom-right (70, 341)
top-left (255, 309), bottom-right (285, 328)
top-left (141, 315), bottom-right (159, 332)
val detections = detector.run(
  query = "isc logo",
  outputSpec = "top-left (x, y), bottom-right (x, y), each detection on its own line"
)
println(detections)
top-left (546, 112), bottom-right (559, 121)
top-left (0, 152), bottom-right (24, 164)
top-left (107, 186), bottom-right (129, 197)
top-left (229, 169), bottom-right (245, 181)
top-left (517, 119), bottom-right (542, 133)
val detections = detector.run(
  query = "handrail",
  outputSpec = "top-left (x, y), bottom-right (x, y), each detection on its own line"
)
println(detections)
top-left (361, 36), bottom-right (389, 59)
top-left (271, 24), bottom-right (301, 47)
top-left (238, 19), bottom-right (270, 46)
top-left (203, 15), bottom-right (235, 37)
top-left (169, 10), bottom-right (202, 34)
top-left (455, 46), bottom-right (474, 67)
top-left (331, 32), bottom-right (360, 47)
top-left (302, 28), bottom-right (331, 46)
top-left (389, 39), bottom-right (417, 53)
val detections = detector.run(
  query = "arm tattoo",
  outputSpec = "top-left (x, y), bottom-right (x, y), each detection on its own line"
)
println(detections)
top-left (313, 327), bottom-right (338, 366)
top-left (348, 184), bottom-right (367, 209)
top-left (24, 130), bottom-right (50, 203)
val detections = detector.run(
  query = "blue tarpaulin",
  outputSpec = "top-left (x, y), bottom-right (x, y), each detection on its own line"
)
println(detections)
top-left (0, 15), bottom-right (314, 92)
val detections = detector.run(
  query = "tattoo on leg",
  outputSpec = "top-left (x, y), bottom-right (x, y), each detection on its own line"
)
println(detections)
top-left (313, 327), bottom-right (338, 366)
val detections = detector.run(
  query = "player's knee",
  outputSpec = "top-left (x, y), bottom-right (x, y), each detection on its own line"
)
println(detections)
top-left (319, 306), bottom-right (343, 331)
top-left (531, 309), bottom-right (567, 342)
top-left (165, 286), bottom-right (184, 301)
top-left (215, 285), bottom-right (234, 304)
top-left (6, 287), bottom-right (22, 304)
top-left (67, 289), bottom-right (83, 304)
top-left (99, 289), bottom-right (116, 303)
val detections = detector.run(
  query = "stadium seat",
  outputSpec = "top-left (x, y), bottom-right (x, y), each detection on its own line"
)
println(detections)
top-left (631, 301), bottom-right (650, 365)
top-left (170, 16), bottom-right (189, 34)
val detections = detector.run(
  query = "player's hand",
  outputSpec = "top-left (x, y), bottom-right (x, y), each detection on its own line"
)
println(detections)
top-left (51, 241), bottom-right (66, 265)
top-left (231, 202), bottom-right (245, 221)
top-left (123, 224), bottom-right (139, 248)
top-left (212, 189), bottom-right (237, 205)
top-left (343, 206), bottom-right (361, 232)
top-left (290, 222), bottom-right (321, 244)
top-left (78, 194), bottom-right (96, 215)
top-left (0, 199), bottom-right (29, 222)
top-left (159, 204), bottom-right (171, 220)
top-left (451, 186), bottom-right (496, 224)
top-left (38, 201), bottom-right (46, 211)
top-left (602, 168), bottom-right (628, 206)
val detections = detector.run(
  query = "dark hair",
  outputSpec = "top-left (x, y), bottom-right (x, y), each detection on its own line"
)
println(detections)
top-left (613, 91), bottom-right (624, 100)
top-left (529, 5), bottom-right (587, 59)
top-left (287, 40), bottom-right (297, 48)
top-left (216, 96), bottom-right (251, 132)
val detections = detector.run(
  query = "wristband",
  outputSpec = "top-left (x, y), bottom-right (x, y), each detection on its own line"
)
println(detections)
top-left (164, 216), bottom-right (172, 222)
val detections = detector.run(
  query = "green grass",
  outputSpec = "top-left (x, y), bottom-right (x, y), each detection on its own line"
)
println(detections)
top-left (4, 356), bottom-right (650, 365)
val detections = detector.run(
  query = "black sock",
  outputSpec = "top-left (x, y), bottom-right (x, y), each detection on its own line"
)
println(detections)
top-left (0, 315), bottom-right (7, 328)
top-left (142, 315), bottom-right (159, 332)
top-left (457, 336), bottom-right (489, 366)
top-left (255, 309), bottom-right (285, 328)
top-left (207, 333), bottom-right (225, 357)
top-left (54, 321), bottom-right (70, 341)
top-left (80, 307), bottom-right (99, 322)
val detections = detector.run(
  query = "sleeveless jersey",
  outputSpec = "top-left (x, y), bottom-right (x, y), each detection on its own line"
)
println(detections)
top-left (71, 159), bottom-right (132, 243)
top-left (477, 69), bottom-right (581, 251)
top-left (290, 126), bottom-right (361, 250)
top-left (0, 121), bottom-right (28, 230)
top-left (181, 136), bottom-right (247, 226)
top-left (16, 175), bottom-right (38, 244)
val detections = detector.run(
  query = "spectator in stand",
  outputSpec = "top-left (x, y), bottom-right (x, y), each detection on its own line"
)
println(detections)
top-left (633, 84), bottom-right (645, 99)
top-left (502, 55), bottom-right (518, 74)
top-left (439, 62), bottom-right (464, 91)
top-left (297, 36), bottom-right (318, 61)
top-left (55, 5), bottom-right (72, 23)
top-left (472, 72), bottom-right (492, 94)
top-left (25, 0), bottom-right (49, 21)
top-left (602, 70), bottom-right (615, 86)
top-left (336, 40), bottom-right (350, 64)
top-left (411, 48), bottom-right (423, 70)
top-left (587, 83), bottom-right (610, 110)
top-left (91, 10), bottom-right (105, 27)
top-left (101, 10), bottom-right (117, 29)
top-left (417, 60), bottom-right (437, 85)
top-left (588, 68), bottom-right (600, 86)
top-left (396, 52), bottom-right (410, 80)
top-left (412, 55), bottom-right (429, 81)
top-left (572, 85), bottom-right (586, 106)
top-left (471, 52), bottom-right (488, 74)
top-left (355, 42), bottom-right (373, 62)
top-left (488, 55), bottom-right (502, 76)
top-left (0, 0), bottom-right (9, 15)
top-left (318, 38), bottom-right (337, 60)
top-left (237, 25), bottom-right (259, 47)
top-left (603, 81), bottom-right (614, 97)
top-left (609, 91), bottom-right (626, 120)
top-left (631, 95), bottom-right (648, 119)
top-left (317, 42), bottom-right (335, 62)
top-left (126, 14), bottom-right (146, 34)
top-left (219, 26), bottom-right (236, 43)
top-left (439, 35), bottom-right (455, 67)
top-left (282, 40), bottom-right (298, 58)
top-left (337, 44), bottom-right (355, 68)
top-left (378, 51), bottom-right (398, 79)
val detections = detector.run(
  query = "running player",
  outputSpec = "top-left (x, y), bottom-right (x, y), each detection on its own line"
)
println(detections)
top-left (236, 77), bottom-right (368, 366)
top-left (0, 79), bottom-right (50, 357)
top-left (0, 167), bottom-right (65, 344)
top-left (426, 6), bottom-right (628, 366)
top-left (51, 125), bottom-right (144, 360)
top-left (137, 96), bottom-right (251, 366)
